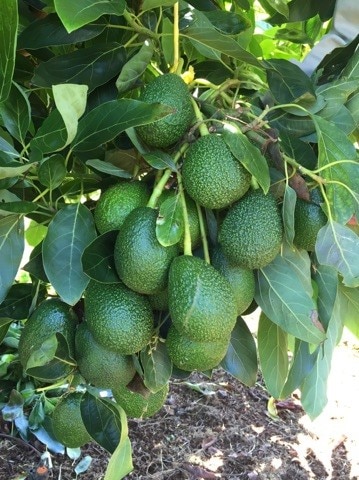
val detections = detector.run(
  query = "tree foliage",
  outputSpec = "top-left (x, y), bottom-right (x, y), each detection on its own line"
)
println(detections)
top-left (1, 1), bottom-right (359, 477)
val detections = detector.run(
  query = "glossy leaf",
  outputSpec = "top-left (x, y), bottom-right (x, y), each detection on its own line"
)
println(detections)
top-left (281, 242), bottom-right (313, 294)
top-left (86, 159), bottom-right (132, 178)
top-left (0, 200), bottom-right (38, 214)
top-left (0, 82), bottom-right (31, 144)
top-left (221, 317), bottom-right (258, 387)
top-left (23, 242), bottom-right (49, 283)
top-left (0, 157), bottom-right (33, 179)
top-left (282, 185), bottom-right (296, 244)
top-left (103, 405), bottom-right (133, 480)
top-left (255, 254), bottom-right (325, 344)
top-left (0, 215), bottom-right (24, 304)
top-left (82, 230), bottom-right (120, 283)
top-left (72, 99), bottom-right (172, 151)
top-left (140, 342), bottom-right (172, 393)
top-left (338, 284), bottom-right (359, 338)
top-left (80, 391), bottom-right (123, 453)
top-left (26, 332), bottom-right (76, 382)
top-left (17, 14), bottom-right (106, 49)
top-left (266, 59), bottom-right (316, 104)
top-left (141, 0), bottom-right (176, 10)
top-left (258, 312), bottom-right (288, 398)
top-left (314, 115), bottom-right (358, 224)
top-left (156, 195), bottom-right (183, 247)
top-left (54, 0), bottom-right (125, 32)
top-left (0, 1), bottom-right (18, 103)
top-left (182, 27), bottom-right (262, 68)
top-left (30, 109), bottom-right (67, 154)
top-left (222, 128), bottom-right (270, 193)
top-left (116, 40), bottom-right (154, 94)
top-left (0, 283), bottom-right (35, 320)
top-left (142, 151), bottom-right (177, 171)
top-left (301, 287), bottom-right (343, 419)
top-left (53, 84), bottom-right (88, 147)
top-left (0, 317), bottom-right (13, 344)
top-left (42, 204), bottom-right (97, 305)
top-left (312, 264), bottom-right (338, 331)
top-left (38, 154), bottom-right (67, 189)
top-left (1, 389), bottom-right (24, 421)
top-left (316, 222), bottom-right (359, 288)
top-left (0, 136), bottom-right (19, 159)
top-left (32, 44), bottom-right (126, 92)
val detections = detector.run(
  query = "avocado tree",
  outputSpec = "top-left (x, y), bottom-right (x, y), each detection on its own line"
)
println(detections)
top-left (1, 1), bottom-right (359, 478)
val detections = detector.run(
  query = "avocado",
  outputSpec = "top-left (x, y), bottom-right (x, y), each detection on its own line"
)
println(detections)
top-left (181, 134), bottom-right (251, 210)
top-left (136, 73), bottom-right (193, 148)
top-left (219, 189), bottom-right (283, 269)
top-left (114, 207), bottom-right (179, 294)
top-left (168, 255), bottom-right (237, 342)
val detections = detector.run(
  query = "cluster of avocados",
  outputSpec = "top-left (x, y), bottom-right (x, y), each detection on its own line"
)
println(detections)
top-left (18, 73), bottom-right (327, 447)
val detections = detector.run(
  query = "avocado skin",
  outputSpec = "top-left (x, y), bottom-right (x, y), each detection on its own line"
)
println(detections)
top-left (168, 255), bottom-right (237, 342)
top-left (182, 134), bottom-right (251, 210)
top-left (114, 207), bottom-right (179, 295)
top-left (136, 73), bottom-right (193, 148)
top-left (219, 189), bottom-right (283, 269)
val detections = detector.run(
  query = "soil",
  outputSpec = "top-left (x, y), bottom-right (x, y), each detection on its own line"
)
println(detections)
top-left (1, 331), bottom-right (358, 480)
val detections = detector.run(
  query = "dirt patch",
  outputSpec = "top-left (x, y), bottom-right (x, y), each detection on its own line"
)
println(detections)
top-left (1, 337), bottom-right (358, 480)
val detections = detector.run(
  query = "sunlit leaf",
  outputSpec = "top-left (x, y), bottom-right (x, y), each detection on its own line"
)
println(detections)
top-left (116, 41), bottom-right (154, 94)
top-left (156, 195), bottom-right (183, 247)
top-left (140, 342), bottom-right (173, 393)
top-left (85, 159), bottom-right (132, 178)
top-left (54, 0), bottom-right (125, 32)
top-left (0, 1), bottom-right (18, 103)
top-left (316, 221), bottom-right (359, 288)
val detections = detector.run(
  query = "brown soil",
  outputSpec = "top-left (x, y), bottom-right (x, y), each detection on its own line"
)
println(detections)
top-left (1, 336), bottom-right (358, 480)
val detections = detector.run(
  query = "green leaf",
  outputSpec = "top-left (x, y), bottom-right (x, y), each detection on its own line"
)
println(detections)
top-left (341, 44), bottom-right (359, 79)
top-left (0, 136), bottom-right (19, 159)
top-left (140, 342), bottom-right (172, 393)
top-left (301, 288), bottom-right (343, 419)
top-left (53, 84), bottom-right (88, 147)
top-left (103, 405), bottom-right (133, 480)
top-left (281, 340), bottom-right (318, 398)
top-left (104, 436), bottom-right (133, 480)
top-left (116, 40), bottom-right (154, 94)
top-left (1, 389), bottom-right (24, 421)
top-left (80, 391), bottom-right (123, 453)
top-left (0, 200), bottom-right (38, 214)
top-left (316, 79), bottom-right (358, 120)
top-left (281, 242), bottom-right (313, 293)
top-left (266, 59), bottom-right (316, 105)
top-left (142, 151), bottom-right (177, 171)
top-left (0, 283), bottom-right (34, 320)
top-left (32, 43), bottom-right (126, 92)
top-left (282, 185), bottom-right (296, 244)
top-left (0, 215), bottom-right (24, 304)
top-left (55, 0), bottom-right (125, 33)
top-left (0, 317), bottom-right (13, 344)
top-left (0, 156), bottom-right (33, 179)
top-left (72, 99), bottom-right (173, 152)
top-left (17, 14), bottom-right (106, 49)
top-left (222, 127), bottom-right (270, 193)
top-left (23, 241), bottom-right (49, 283)
top-left (220, 317), bottom-right (258, 387)
top-left (38, 154), bottom-right (67, 189)
top-left (312, 264), bottom-right (338, 331)
top-left (316, 222), bottom-right (359, 288)
top-left (314, 115), bottom-right (358, 224)
top-left (85, 159), bottom-right (132, 178)
top-left (0, 1), bottom-right (18, 103)
top-left (338, 284), bottom-right (359, 338)
top-left (182, 27), bottom-right (262, 68)
top-left (30, 109), bottom-right (67, 154)
top-left (42, 204), bottom-right (97, 305)
top-left (0, 82), bottom-right (31, 144)
top-left (255, 254), bottom-right (325, 344)
top-left (81, 231), bottom-right (120, 283)
top-left (26, 332), bottom-right (76, 382)
top-left (155, 195), bottom-right (183, 247)
top-left (258, 312), bottom-right (288, 399)
top-left (141, 0), bottom-right (176, 11)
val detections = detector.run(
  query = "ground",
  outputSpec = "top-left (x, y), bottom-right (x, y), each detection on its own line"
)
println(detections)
top-left (1, 331), bottom-right (358, 480)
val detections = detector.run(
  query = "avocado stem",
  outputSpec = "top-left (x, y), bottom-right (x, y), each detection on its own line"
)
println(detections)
top-left (177, 171), bottom-right (192, 256)
top-left (146, 142), bottom-right (189, 209)
top-left (196, 203), bottom-right (210, 264)
top-left (190, 98), bottom-right (210, 136)
top-left (170, 2), bottom-right (180, 74)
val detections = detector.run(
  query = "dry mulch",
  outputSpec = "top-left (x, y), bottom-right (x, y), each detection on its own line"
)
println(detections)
top-left (1, 340), bottom-right (358, 480)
